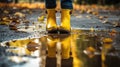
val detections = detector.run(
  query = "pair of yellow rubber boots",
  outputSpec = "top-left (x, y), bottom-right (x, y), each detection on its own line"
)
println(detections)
top-left (46, 9), bottom-right (71, 33)
top-left (47, 34), bottom-right (71, 59)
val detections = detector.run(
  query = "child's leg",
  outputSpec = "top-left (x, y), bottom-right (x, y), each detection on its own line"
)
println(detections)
top-left (61, 0), bottom-right (73, 9)
top-left (45, 0), bottom-right (56, 9)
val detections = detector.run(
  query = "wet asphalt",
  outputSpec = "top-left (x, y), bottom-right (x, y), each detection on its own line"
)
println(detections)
top-left (0, 8), bottom-right (120, 67)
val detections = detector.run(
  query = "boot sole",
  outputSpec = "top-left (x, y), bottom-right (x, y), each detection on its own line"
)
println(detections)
top-left (47, 29), bottom-right (58, 34)
top-left (59, 29), bottom-right (71, 34)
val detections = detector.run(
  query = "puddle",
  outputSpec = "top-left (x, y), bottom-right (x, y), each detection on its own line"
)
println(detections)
top-left (0, 29), bottom-right (120, 67)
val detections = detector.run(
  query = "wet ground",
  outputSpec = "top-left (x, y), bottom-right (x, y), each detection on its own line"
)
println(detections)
top-left (0, 6), bottom-right (120, 67)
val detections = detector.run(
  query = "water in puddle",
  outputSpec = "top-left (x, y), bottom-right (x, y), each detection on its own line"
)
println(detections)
top-left (1, 30), bottom-right (120, 67)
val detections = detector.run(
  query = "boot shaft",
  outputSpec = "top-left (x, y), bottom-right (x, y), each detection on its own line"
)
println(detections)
top-left (47, 9), bottom-right (56, 22)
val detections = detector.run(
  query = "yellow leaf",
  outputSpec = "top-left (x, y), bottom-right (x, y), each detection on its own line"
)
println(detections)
top-left (38, 15), bottom-right (45, 22)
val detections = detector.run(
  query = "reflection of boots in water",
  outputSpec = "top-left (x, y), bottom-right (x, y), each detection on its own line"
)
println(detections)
top-left (45, 34), bottom-right (58, 67)
top-left (61, 57), bottom-right (73, 67)
top-left (47, 34), bottom-right (58, 57)
top-left (45, 57), bottom-right (56, 67)
top-left (60, 34), bottom-right (73, 67)
top-left (61, 34), bottom-right (71, 59)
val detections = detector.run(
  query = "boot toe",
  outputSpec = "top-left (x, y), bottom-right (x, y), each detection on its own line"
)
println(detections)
top-left (58, 27), bottom-right (71, 34)
top-left (47, 27), bottom-right (58, 33)
top-left (48, 29), bottom-right (58, 33)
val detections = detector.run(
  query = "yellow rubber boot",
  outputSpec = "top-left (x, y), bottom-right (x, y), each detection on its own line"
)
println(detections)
top-left (59, 9), bottom-right (71, 33)
top-left (46, 9), bottom-right (57, 33)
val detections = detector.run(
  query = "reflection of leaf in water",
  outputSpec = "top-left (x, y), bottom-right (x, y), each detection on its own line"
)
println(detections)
top-left (103, 38), bottom-right (113, 43)
top-left (8, 56), bottom-right (28, 64)
top-left (7, 39), bottom-right (38, 55)
top-left (8, 39), bottom-right (34, 47)
top-left (86, 47), bottom-right (95, 52)
top-left (84, 46), bottom-right (96, 58)
top-left (27, 42), bottom-right (40, 52)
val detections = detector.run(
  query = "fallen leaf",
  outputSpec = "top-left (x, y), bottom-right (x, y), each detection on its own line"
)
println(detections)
top-left (38, 15), bottom-right (45, 22)
top-left (14, 12), bottom-right (25, 18)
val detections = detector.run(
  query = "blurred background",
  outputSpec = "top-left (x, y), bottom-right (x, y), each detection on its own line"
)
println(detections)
top-left (0, 0), bottom-right (120, 67)
top-left (0, 0), bottom-right (120, 5)
top-left (0, 0), bottom-right (120, 10)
